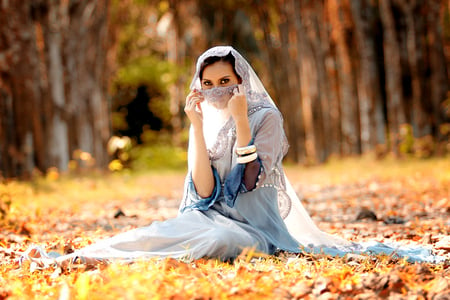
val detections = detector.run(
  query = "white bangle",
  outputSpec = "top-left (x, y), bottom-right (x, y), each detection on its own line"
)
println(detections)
top-left (236, 152), bottom-right (258, 164)
top-left (236, 145), bottom-right (256, 155)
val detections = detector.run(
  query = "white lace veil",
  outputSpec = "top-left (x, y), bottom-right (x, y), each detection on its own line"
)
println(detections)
top-left (189, 46), bottom-right (350, 248)
top-left (189, 46), bottom-right (282, 151)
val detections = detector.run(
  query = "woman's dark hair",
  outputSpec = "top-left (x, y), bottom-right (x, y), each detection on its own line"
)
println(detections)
top-left (199, 52), bottom-right (242, 82)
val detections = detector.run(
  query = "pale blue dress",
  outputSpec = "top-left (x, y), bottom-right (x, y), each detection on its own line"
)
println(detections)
top-left (23, 105), bottom-right (443, 265)
top-left (58, 105), bottom-right (300, 262)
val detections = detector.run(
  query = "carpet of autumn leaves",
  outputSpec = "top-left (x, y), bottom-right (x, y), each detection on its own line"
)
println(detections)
top-left (0, 157), bottom-right (449, 299)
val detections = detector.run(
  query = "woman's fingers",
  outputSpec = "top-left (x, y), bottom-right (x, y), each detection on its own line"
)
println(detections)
top-left (185, 98), bottom-right (202, 112)
top-left (228, 86), bottom-right (248, 121)
top-left (234, 84), bottom-right (245, 96)
top-left (230, 86), bottom-right (246, 106)
top-left (185, 91), bottom-right (203, 108)
top-left (184, 90), bottom-right (204, 128)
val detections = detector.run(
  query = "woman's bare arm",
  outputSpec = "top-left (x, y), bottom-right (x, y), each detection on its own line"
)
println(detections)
top-left (229, 86), bottom-right (260, 190)
top-left (185, 90), bottom-right (215, 198)
top-left (190, 126), bottom-right (215, 198)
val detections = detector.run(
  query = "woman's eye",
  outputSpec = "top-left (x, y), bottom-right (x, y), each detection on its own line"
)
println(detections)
top-left (202, 81), bottom-right (212, 86)
top-left (220, 78), bottom-right (230, 84)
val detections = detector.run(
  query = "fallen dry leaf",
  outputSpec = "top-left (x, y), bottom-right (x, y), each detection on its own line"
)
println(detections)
top-left (0, 160), bottom-right (449, 299)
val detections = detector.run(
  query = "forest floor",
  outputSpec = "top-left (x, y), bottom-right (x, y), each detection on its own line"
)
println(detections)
top-left (0, 157), bottom-right (449, 299)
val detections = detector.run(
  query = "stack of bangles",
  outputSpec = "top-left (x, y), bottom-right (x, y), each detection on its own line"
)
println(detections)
top-left (236, 145), bottom-right (258, 164)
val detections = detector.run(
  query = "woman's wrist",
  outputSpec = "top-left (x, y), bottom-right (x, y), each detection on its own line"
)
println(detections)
top-left (191, 122), bottom-right (204, 133)
top-left (233, 115), bottom-right (249, 127)
top-left (234, 117), bottom-right (251, 147)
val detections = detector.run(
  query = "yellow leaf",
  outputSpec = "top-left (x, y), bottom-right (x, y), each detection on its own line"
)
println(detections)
top-left (76, 272), bottom-right (90, 300)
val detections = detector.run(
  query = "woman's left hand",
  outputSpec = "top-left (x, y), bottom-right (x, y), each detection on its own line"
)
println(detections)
top-left (228, 85), bottom-right (248, 123)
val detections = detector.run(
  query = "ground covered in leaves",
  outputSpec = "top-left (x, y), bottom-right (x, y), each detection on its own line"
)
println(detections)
top-left (0, 158), bottom-right (449, 299)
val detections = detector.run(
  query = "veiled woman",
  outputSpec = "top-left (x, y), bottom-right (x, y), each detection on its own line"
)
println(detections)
top-left (22, 46), bottom-right (440, 268)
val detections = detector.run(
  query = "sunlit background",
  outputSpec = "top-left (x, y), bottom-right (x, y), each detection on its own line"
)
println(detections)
top-left (0, 0), bottom-right (449, 179)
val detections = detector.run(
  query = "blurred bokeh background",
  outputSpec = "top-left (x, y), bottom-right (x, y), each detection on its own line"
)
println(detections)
top-left (0, 0), bottom-right (449, 179)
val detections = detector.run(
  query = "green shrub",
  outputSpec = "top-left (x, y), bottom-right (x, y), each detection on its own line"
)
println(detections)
top-left (130, 144), bottom-right (187, 171)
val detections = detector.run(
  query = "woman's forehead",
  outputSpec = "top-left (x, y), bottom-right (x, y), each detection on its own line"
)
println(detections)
top-left (202, 61), bottom-right (235, 79)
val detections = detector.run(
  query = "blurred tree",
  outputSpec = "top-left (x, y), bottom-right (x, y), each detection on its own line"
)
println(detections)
top-left (349, 0), bottom-right (386, 154)
top-left (329, 0), bottom-right (362, 156)
top-left (380, 0), bottom-right (408, 155)
top-left (245, 0), bottom-right (449, 162)
top-left (251, 0), bottom-right (307, 162)
top-left (118, 85), bottom-right (163, 143)
top-left (3, 0), bottom-right (447, 178)
top-left (109, 0), bottom-right (196, 146)
top-left (0, 1), bottom-right (111, 178)
top-left (108, 0), bottom-right (262, 147)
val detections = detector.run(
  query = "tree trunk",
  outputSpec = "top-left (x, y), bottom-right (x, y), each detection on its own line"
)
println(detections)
top-left (297, 30), bottom-right (318, 163)
top-left (349, 0), bottom-right (387, 153)
top-left (0, 0), bottom-right (111, 178)
top-left (427, 0), bottom-right (449, 142)
top-left (328, 0), bottom-right (361, 155)
top-left (293, 0), bottom-right (328, 164)
top-left (309, 1), bottom-right (335, 162)
top-left (167, 0), bottom-right (188, 146)
top-left (45, 1), bottom-right (70, 170)
top-left (323, 39), bottom-right (343, 157)
top-left (278, 0), bottom-right (306, 163)
top-left (379, 0), bottom-right (407, 155)
top-left (395, 0), bottom-right (431, 139)
top-left (0, 1), bottom-right (44, 178)
top-left (255, 0), bottom-right (306, 163)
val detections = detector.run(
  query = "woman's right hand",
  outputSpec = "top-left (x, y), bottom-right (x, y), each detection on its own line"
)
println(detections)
top-left (184, 90), bottom-right (204, 129)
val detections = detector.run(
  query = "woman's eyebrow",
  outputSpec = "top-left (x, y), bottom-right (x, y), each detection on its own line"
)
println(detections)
top-left (202, 75), bottom-right (231, 82)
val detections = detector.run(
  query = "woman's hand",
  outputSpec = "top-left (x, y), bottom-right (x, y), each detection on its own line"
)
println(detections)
top-left (184, 90), bottom-right (204, 129)
top-left (228, 85), bottom-right (248, 123)
top-left (229, 85), bottom-right (251, 147)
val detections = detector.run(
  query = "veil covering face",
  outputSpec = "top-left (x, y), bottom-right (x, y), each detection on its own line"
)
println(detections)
top-left (188, 46), bottom-right (351, 249)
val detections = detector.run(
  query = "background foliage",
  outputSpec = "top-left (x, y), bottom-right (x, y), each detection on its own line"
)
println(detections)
top-left (110, 0), bottom-right (450, 170)
top-left (0, 0), bottom-right (449, 178)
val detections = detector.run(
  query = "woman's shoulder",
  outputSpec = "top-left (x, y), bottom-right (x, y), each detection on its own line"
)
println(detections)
top-left (248, 104), bottom-right (282, 123)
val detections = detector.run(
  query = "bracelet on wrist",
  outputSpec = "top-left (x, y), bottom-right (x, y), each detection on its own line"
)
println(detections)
top-left (236, 145), bottom-right (256, 156)
top-left (236, 152), bottom-right (258, 164)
